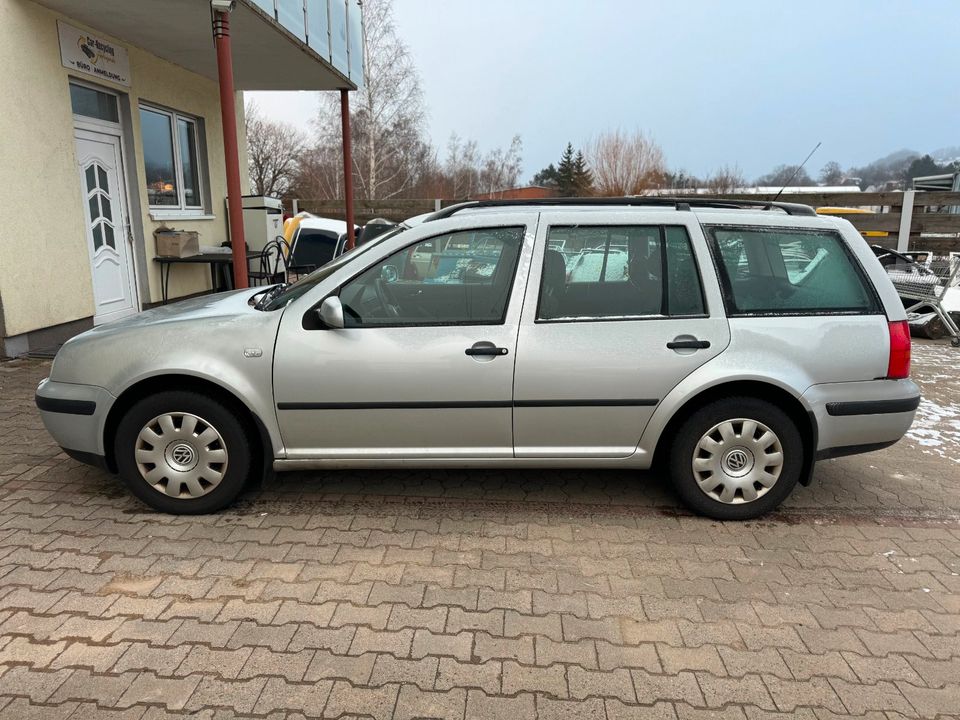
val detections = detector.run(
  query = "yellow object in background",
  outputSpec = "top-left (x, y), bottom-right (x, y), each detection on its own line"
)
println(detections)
top-left (816, 207), bottom-right (888, 238)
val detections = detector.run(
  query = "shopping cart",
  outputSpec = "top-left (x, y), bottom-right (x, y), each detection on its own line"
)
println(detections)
top-left (875, 247), bottom-right (960, 347)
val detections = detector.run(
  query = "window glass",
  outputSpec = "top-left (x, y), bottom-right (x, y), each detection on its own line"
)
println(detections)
top-left (70, 84), bottom-right (118, 122)
top-left (538, 225), bottom-right (704, 320)
top-left (665, 226), bottom-right (705, 316)
top-left (140, 107), bottom-right (178, 206)
top-left (709, 227), bottom-right (880, 315)
top-left (178, 118), bottom-right (201, 207)
top-left (292, 229), bottom-right (341, 269)
top-left (340, 227), bottom-right (524, 327)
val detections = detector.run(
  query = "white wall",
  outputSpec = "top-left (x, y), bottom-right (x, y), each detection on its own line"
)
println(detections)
top-left (0, 0), bottom-right (250, 339)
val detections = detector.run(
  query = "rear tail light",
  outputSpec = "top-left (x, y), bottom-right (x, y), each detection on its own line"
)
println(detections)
top-left (886, 320), bottom-right (911, 379)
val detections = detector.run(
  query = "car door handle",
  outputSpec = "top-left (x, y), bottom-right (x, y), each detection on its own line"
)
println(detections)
top-left (465, 345), bottom-right (509, 357)
top-left (666, 338), bottom-right (711, 350)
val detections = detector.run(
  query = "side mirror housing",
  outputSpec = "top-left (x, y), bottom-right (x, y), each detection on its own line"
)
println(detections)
top-left (317, 296), bottom-right (344, 329)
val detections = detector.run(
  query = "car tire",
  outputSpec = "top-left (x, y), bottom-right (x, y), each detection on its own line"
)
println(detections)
top-left (669, 396), bottom-right (803, 520)
top-left (114, 391), bottom-right (253, 514)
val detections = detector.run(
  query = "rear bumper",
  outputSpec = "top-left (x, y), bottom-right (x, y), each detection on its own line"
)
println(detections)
top-left (35, 378), bottom-right (115, 457)
top-left (803, 378), bottom-right (920, 458)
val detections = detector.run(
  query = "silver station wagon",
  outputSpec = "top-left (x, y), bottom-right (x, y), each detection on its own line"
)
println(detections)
top-left (36, 198), bottom-right (920, 519)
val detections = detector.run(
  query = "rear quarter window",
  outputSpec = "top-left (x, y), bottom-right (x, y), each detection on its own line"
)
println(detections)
top-left (707, 226), bottom-right (881, 316)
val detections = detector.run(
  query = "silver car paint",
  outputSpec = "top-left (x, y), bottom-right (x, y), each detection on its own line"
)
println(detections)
top-left (45, 289), bottom-right (285, 455)
top-left (513, 211), bottom-right (730, 458)
top-left (36, 206), bottom-right (919, 474)
top-left (273, 213), bottom-right (536, 459)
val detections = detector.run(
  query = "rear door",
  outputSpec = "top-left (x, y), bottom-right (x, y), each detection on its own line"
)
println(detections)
top-left (513, 211), bottom-right (730, 457)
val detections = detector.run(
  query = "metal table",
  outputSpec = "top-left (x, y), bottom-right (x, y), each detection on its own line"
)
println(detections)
top-left (153, 252), bottom-right (259, 304)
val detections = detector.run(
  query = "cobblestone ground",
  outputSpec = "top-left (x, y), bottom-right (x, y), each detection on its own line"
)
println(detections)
top-left (0, 341), bottom-right (957, 719)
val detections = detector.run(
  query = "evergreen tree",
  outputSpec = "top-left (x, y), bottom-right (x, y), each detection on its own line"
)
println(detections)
top-left (572, 150), bottom-right (594, 195)
top-left (557, 143), bottom-right (577, 196)
top-left (532, 163), bottom-right (559, 188)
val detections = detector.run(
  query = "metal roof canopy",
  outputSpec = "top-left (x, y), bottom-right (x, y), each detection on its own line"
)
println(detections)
top-left (35, 0), bottom-right (355, 90)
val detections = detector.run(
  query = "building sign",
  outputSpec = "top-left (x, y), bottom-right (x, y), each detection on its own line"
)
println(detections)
top-left (57, 21), bottom-right (130, 87)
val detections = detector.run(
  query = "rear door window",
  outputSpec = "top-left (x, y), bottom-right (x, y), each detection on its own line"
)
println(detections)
top-left (537, 225), bottom-right (705, 320)
top-left (707, 226), bottom-right (881, 315)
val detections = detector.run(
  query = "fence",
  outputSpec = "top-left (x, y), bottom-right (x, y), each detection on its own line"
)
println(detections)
top-left (294, 191), bottom-right (960, 254)
top-left (693, 191), bottom-right (960, 253)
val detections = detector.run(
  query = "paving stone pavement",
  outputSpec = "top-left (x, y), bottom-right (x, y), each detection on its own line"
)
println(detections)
top-left (0, 340), bottom-right (957, 719)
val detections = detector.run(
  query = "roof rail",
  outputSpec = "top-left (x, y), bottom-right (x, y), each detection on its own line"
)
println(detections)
top-left (425, 196), bottom-right (817, 221)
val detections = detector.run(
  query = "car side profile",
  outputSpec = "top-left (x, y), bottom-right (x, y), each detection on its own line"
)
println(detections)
top-left (36, 198), bottom-right (920, 520)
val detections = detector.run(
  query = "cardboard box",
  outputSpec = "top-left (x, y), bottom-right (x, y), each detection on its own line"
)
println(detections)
top-left (154, 229), bottom-right (200, 258)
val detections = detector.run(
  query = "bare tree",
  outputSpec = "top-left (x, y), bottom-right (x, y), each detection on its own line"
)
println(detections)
top-left (477, 135), bottom-right (523, 195)
top-left (819, 160), bottom-right (845, 186)
top-left (444, 133), bottom-right (480, 199)
top-left (441, 133), bottom-right (523, 199)
top-left (312, 0), bottom-right (429, 201)
top-left (586, 129), bottom-right (667, 196)
top-left (245, 101), bottom-right (306, 197)
top-left (703, 164), bottom-right (746, 194)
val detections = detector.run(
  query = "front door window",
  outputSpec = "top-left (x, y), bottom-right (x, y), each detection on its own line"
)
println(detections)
top-left (339, 226), bottom-right (525, 326)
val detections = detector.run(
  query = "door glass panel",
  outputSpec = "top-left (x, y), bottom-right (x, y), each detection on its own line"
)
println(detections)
top-left (538, 225), bottom-right (705, 320)
top-left (101, 195), bottom-right (112, 221)
top-left (85, 165), bottom-right (96, 191)
top-left (665, 226), bottom-right (706, 315)
top-left (139, 107), bottom-right (178, 206)
top-left (88, 195), bottom-right (100, 221)
top-left (97, 166), bottom-right (109, 192)
top-left (340, 227), bottom-right (525, 327)
top-left (178, 118), bottom-right (201, 207)
top-left (92, 224), bottom-right (104, 250)
top-left (103, 224), bottom-right (115, 249)
top-left (69, 83), bottom-right (119, 122)
top-left (709, 227), bottom-right (881, 315)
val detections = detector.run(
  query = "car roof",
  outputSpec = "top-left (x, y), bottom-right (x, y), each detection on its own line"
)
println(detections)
top-left (425, 197), bottom-right (819, 221)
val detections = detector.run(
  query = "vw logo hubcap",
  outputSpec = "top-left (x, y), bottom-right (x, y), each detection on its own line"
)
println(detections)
top-left (722, 447), bottom-right (754, 477)
top-left (167, 442), bottom-right (198, 471)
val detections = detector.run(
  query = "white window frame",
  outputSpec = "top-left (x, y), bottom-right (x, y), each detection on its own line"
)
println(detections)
top-left (139, 103), bottom-right (213, 220)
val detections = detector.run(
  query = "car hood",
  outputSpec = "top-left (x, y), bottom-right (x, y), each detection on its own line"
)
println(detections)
top-left (85, 288), bottom-right (267, 333)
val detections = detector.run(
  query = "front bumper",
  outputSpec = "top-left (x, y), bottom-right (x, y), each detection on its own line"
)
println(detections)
top-left (803, 378), bottom-right (921, 457)
top-left (35, 378), bottom-right (115, 458)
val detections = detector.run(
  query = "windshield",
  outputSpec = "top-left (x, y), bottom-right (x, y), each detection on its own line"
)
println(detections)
top-left (261, 226), bottom-right (407, 310)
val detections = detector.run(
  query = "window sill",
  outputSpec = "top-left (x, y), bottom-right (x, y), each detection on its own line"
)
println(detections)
top-left (149, 210), bottom-right (216, 222)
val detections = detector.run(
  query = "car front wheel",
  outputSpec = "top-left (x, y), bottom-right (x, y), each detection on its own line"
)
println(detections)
top-left (669, 396), bottom-right (803, 520)
top-left (114, 391), bottom-right (252, 514)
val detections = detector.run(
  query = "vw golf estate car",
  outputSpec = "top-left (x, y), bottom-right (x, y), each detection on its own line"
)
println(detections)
top-left (36, 198), bottom-right (920, 520)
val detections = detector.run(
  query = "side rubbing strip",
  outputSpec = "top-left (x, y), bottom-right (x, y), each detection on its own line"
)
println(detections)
top-left (278, 399), bottom-right (660, 410)
top-left (277, 401), bottom-right (513, 410)
top-left (513, 399), bottom-right (659, 408)
top-left (35, 395), bottom-right (96, 416)
top-left (825, 396), bottom-right (921, 417)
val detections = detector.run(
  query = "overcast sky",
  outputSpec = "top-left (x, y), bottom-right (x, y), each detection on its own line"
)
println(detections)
top-left (250, 0), bottom-right (959, 183)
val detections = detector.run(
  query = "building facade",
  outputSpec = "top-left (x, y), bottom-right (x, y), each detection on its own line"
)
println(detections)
top-left (0, 0), bottom-right (362, 357)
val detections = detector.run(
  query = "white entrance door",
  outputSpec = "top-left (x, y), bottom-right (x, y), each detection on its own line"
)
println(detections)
top-left (74, 129), bottom-right (138, 324)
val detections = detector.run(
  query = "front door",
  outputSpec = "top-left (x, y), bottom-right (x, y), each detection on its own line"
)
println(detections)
top-left (74, 129), bottom-right (138, 324)
top-left (513, 212), bottom-right (731, 457)
top-left (273, 220), bottom-right (533, 459)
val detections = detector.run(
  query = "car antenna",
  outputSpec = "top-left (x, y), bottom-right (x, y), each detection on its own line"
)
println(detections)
top-left (772, 141), bottom-right (821, 201)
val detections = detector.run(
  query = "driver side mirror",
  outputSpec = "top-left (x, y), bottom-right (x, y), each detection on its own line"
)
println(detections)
top-left (317, 296), bottom-right (344, 329)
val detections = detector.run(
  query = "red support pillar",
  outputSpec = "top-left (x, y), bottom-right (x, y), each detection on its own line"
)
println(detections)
top-left (340, 88), bottom-right (356, 250)
top-left (213, 10), bottom-right (248, 289)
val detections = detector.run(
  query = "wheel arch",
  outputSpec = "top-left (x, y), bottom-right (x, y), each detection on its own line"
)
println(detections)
top-left (651, 379), bottom-right (817, 487)
top-left (102, 374), bottom-right (274, 484)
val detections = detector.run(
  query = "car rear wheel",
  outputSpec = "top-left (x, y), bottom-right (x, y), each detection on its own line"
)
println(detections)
top-left (114, 391), bottom-right (252, 514)
top-left (669, 397), bottom-right (803, 520)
